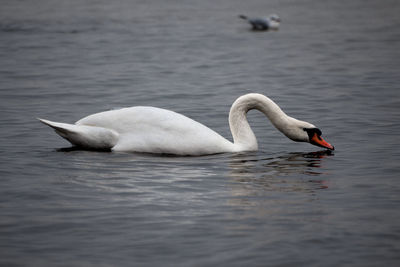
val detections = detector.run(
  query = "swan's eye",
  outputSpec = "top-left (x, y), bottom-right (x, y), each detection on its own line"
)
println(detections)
top-left (303, 128), bottom-right (322, 136)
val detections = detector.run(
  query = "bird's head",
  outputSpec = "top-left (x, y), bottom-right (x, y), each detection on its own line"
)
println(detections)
top-left (269, 14), bottom-right (281, 23)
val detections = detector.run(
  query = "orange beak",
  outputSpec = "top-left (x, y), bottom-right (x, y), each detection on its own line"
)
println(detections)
top-left (310, 133), bottom-right (334, 150)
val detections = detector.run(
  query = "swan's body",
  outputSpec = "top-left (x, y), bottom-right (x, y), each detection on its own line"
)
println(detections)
top-left (39, 93), bottom-right (334, 155)
top-left (239, 14), bottom-right (281, 31)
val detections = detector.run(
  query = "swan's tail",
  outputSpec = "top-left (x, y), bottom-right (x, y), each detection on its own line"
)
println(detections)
top-left (38, 118), bottom-right (119, 150)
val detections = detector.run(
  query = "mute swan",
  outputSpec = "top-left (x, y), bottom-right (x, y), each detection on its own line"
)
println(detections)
top-left (39, 93), bottom-right (334, 155)
top-left (239, 14), bottom-right (280, 31)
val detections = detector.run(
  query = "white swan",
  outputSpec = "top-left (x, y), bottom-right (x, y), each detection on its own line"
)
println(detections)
top-left (39, 93), bottom-right (334, 155)
top-left (239, 14), bottom-right (280, 31)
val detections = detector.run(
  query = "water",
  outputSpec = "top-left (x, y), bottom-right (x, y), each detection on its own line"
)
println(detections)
top-left (1, 0), bottom-right (400, 266)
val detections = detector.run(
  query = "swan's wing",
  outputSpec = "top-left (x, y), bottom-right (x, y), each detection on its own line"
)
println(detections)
top-left (76, 107), bottom-right (234, 155)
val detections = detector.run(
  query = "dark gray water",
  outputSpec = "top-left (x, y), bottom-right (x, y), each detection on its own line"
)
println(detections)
top-left (1, 0), bottom-right (400, 266)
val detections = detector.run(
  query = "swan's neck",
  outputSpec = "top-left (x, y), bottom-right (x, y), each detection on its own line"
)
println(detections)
top-left (228, 93), bottom-right (310, 151)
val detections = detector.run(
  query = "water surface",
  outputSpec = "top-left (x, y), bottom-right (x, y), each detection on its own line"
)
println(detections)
top-left (1, 0), bottom-right (400, 266)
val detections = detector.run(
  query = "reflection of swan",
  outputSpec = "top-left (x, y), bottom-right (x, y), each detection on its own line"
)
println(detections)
top-left (239, 14), bottom-right (281, 31)
top-left (230, 151), bottom-right (333, 176)
top-left (39, 93), bottom-right (333, 155)
top-left (228, 151), bottom-right (333, 193)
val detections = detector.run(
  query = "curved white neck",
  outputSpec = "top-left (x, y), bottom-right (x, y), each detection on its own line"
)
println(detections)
top-left (228, 93), bottom-right (313, 151)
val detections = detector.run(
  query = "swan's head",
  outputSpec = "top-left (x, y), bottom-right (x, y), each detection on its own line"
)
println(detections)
top-left (283, 119), bottom-right (334, 150)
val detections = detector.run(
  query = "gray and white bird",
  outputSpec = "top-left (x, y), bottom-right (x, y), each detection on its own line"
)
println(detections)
top-left (239, 14), bottom-right (281, 31)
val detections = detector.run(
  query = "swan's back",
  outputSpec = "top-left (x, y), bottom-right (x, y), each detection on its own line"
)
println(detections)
top-left (77, 107), bottom-right (233, 155)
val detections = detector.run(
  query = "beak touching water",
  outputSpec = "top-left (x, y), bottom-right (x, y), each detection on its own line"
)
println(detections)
top-left (310, 133), bottom-right (335, 150)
